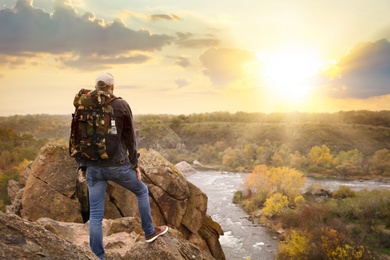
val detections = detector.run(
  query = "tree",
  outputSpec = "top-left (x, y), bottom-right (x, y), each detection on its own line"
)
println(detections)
top-left (290, 151), bottom-right (307, 169)
top-left (336, 149), bottom-right (364, 176)
top-left (337, 149), bottom-right (363, 167)
top-left (256, 139), bottom-right (275, 165)
top-left (369, 148), bottom-right (390, 176)
top-left (244, 165), bottom-right (306, 204)
top-left (222, 147), bottom-right (245, 171)
top-left (277, 230), bottom-right (310, 259)
top-left (262, 193), bottom-right (289, 217)
top-left (271, 144), bottom-right (292, 167)
top-left (197, 144), bottom-right (217, 164)
top-left (242, 143), bottom-right (257, 168)
top-left (308, 145), bottom-right (338, 172)
top-left (321, 228), bottom-right (366, 260)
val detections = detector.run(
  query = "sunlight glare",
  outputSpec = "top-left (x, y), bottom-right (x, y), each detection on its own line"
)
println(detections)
top-left (259, 47), bottom-right (322, 102)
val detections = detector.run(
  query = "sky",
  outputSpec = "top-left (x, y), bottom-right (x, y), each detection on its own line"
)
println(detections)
top-left (1, 0), bottom-right (390, 116)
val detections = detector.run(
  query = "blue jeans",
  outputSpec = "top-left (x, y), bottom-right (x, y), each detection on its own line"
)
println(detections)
top-left (86, 165), bottom-right (155, 259)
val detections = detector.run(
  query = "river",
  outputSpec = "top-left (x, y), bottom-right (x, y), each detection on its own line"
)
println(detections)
top-left (186, 170), bottom-right (390, 260)
top-left (187, 171), bottom-right (277, 260)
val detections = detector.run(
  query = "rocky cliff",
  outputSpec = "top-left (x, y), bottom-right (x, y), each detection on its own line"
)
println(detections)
top-left (5, 141), bottom-right (225, 259)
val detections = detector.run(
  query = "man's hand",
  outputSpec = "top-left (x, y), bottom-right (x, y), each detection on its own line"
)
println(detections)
top-left (78, 169), bottom-right (86, 181)
top-left (134, 167), bottom-right (142, 180)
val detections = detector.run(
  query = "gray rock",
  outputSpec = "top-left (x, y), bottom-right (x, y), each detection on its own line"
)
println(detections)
top-left (176, 161), bottom-right (197, 175)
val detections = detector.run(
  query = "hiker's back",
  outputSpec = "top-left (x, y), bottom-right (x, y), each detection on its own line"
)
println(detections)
top-left (69, 89), bottom-right (119, 161)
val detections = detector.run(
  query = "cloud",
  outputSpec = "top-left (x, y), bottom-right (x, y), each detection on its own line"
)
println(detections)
top-left (166, 55), bottom-right (191, 68)
top-left (175, 32), bottom-right (220, 49)
top-left (150, 13), bottom-right (181, 21)
top-left (59, 53), bottom-right (151, 70)
top-left (175, 56), bottom-right (191, 68)
top-left (116, 85), bottom-right (143, 90)
top-left (320, 39), bottom-right (390, 99)
top-left (199, 47), bottom-right (257, 87)
top-left (0, 0), bottom-right (173, 68)
top-left (175, 78), bottom-right (189, 88)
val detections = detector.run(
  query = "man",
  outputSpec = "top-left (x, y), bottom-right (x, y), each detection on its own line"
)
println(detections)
top-left (80, 72), bottom-right (168, 260)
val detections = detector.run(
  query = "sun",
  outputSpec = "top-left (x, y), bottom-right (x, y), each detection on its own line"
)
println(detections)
top-left (258, 46), bottom-right (322, 102)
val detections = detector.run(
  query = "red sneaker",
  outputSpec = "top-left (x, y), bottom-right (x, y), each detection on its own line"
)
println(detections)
top-left (145, 226), bottom-right (169, 243)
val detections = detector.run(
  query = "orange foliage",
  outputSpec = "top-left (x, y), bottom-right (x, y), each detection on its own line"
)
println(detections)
top-left (244, 165), bottom-right (306, 204)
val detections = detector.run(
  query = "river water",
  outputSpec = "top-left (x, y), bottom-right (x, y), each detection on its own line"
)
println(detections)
top-left (305, 176), bottom-right (390, 191)
top-left (187, 171), bottom-right (278, 260)
top-left (186, 170), bottom-right (390, 260)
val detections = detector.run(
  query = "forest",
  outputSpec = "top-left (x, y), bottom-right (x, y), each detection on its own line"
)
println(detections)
top-left (1, 111), bottom-right (390, 210)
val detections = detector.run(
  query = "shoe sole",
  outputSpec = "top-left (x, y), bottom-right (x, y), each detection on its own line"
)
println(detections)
top-left (145, 226), bottom-right (169, 243)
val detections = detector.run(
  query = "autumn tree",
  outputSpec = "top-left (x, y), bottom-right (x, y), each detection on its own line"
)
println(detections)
top-left (277, 230), bottom-right (310, 259)
top-left (308, 145), bottom-right (338, 172)
top-left (262, 193), bottom-right (289, 217)
top-left (244, 165), bottom-right (306, 205)
top-left (321, 228), bottom-right (367, 260)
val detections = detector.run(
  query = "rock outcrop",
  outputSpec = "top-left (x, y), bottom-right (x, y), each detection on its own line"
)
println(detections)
top-left (175, 161), bottom-right (197, 175)
top-left (0, 212), bottom-right (216, 260)
top-left (0, 212), bottom-right (98, 260)
top-left (6, 141), bottom-right (225, 259)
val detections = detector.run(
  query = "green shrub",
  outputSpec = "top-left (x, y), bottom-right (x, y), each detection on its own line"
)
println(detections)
top-left (232, 190), bottom-right (244, 204)
top-left (333, 185), bottom-right (356, 199)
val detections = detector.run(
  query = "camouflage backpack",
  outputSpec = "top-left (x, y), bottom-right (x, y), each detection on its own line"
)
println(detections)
top-left (69, 89), bottom-right (120, 161)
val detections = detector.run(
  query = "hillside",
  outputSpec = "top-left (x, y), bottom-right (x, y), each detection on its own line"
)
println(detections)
top-left (2, 111), bottom-right (390, 211)
top-left (173, 121), bottom-right (390, 156)
top-left (2, 111), bottom-right (390, 174)
top-left (2, 111), bottom-right (390, 156)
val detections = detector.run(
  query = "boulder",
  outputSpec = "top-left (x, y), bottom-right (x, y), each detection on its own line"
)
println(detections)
top-left (0, 212), bottom-right (97, 260)
top-left (193, 160), bottom-right (204, 167)
top-left (0, 212), bottom-right (216, 260)
top-left (19, 142), bottom-right (82, 223)
top-left (8, 142), bottom-right (225, 260)
top-left (175, 161), bottom-right (197, 175)
top-left (36, 216), bottom-right (215, 260)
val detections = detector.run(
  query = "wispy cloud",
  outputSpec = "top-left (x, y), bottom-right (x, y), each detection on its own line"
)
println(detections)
top-left (175, 32), bottom-right (220, 49)
top-left (150, 13), bottom-right (181, 21)
top-left (59, 53), bottom-right (151, 70)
